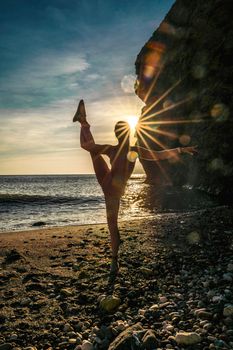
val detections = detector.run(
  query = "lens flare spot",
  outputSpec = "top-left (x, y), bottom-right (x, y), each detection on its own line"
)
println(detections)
top-left (168, 157), bottom-right (179, 164)
top-left (192, 65), bottom-right (206, 79)
top-left (187, 231), bottom-right (200, 244)
top-left (163, 99), bottom-right (173, 109)
top-left (210, 103), bottom-right (229, 121)
top-left (209, 158), bottom-right (224, 171)
top-left (189, 111), bottom-right (203, 120)
top-left (179, 134), bottom-right (191, 145)
top-left (127, 151), bottom-right (138, 163)
top-left (143, 65), bottom-right (155, 79)
top-left (187, 90), bottom-right (198, 100)
top-left (159, 21), bottom-right (177, 36)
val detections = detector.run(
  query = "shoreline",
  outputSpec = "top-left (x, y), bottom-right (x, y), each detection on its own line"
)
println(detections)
top-left (0, 204), bottom-right (227, 236)
top-left (0, 216), bottom-right (151, 236)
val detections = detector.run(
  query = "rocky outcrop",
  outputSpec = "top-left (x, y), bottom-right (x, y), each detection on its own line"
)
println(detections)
top-left (135, 0), bottom-right (233, 201)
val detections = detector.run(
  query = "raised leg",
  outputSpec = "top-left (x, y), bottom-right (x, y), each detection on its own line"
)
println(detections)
top-left (80, 124), bottom-right (95, 150)
top-left (77, 103), bottom-right (110, 186)
top-left (90, 152), bottom-right (110, 187)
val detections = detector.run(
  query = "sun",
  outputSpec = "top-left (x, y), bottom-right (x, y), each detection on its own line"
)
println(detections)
top-left (126, 115), bottom-right (139, 131)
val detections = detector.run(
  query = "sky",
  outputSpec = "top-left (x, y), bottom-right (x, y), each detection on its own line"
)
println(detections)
top-left (0, 0), bottom-right (174, 175)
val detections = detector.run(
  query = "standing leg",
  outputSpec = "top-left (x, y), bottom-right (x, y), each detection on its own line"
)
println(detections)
top-left (105, 196), bottom-right (121, 275)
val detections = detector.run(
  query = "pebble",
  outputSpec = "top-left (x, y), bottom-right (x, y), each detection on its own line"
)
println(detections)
top-left (175, 331), bottom-right (201, 345)
top-left (9, 334), bottom-right (17, 341)
top-left (76, 337), bottom-right (82, 345)
top-left (73, 264), bottom-right (80, 271)
top-left (227, 263), bottom-right (233, 272)
top-left (203, 323), bottom-right (213, 330)
top-left (195, 309), bottom-right (212, 320)
top-left (32, 221), bottom-right (46, 227)
top-left (64, 323), bottom-right (73, 332)
top-left (115, 320), bottom-right (128, 332)
top-left (0, 344), bottom-right (13, 350)
top-left (81, 340), bottom-right (94, 350)
top-left (20, 297), bottom-right (31, 306)
top-left (166, 325), bottom-right (174, 332)
top-left (212, 295), bottom-right (223, 302)
top-left (223, 304), bottom-right (233, 316)
top-left (223, 273), bottom-right (233, 282)
top-left (99, 295), bottom-right (121, 313)
top-left (94, 336), bottom-right (102, 345)
top-left (140, 267), bottom-right (154, 276)
top-left (159, 296), bottom-right (168, 303)
top-left (197, 300), bottom-right (205, 308)
top-left (60, 288), bottom-right (73, 297)
top-left (149, 304), bottom-right (159, 311)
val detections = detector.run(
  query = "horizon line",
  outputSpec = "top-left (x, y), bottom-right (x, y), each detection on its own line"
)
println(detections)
top-left (0, 172), bottom-right (145, 176)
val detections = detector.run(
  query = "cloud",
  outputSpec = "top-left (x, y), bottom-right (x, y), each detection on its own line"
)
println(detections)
top-left (3, 52), bottom-right (89, 88)
top-left (35, 54), bottom-right (89, 77)
top-left (0, 52), bottom-right (90, 108)
top-left (84, 74), bottom-right (102, 82)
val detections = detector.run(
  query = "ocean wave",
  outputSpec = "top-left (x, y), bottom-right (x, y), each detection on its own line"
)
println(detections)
top-left (0, 193), bottom-right (103, 205)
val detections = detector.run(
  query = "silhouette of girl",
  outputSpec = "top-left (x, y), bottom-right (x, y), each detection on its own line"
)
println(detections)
top-left (73, 100), bottom-right (197, 276)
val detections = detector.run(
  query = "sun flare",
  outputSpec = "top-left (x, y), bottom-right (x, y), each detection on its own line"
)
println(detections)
top-left (126, 115), bottom-right (139, 131)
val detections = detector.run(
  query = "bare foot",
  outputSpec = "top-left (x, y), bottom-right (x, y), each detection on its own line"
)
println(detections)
top-left (73, 99), bottom-right (87, 123)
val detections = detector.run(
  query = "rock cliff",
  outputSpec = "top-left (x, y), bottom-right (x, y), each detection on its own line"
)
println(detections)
top-left (135, 0), bottom-right (233, 201)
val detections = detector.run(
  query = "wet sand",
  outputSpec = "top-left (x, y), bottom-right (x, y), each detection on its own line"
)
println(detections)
top-left (0, 206), bottom-right (233, 349)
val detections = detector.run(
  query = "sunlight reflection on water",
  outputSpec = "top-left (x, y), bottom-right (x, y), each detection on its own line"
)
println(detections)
top-left (0, 174), bottom-right (219, 232)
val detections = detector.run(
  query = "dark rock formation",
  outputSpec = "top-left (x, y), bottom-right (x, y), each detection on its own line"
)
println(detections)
top-left (135, 0), bottom-right (233, 201)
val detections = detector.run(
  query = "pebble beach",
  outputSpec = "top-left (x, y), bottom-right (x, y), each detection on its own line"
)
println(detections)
top-left (1, 206), bottom-right (233, 350)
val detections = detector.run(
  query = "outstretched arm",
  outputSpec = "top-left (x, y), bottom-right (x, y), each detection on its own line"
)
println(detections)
top-left (132, 145), bottom-right (198, 161)
top-left (80, 125), bottom-right (113, 155)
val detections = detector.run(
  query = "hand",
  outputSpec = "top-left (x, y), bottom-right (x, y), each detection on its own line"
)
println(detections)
top-left (182, 145), bottom-right (198, 155)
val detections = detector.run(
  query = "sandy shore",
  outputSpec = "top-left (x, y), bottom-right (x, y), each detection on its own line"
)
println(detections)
top-left (1, 206), bottom-right (233, 349)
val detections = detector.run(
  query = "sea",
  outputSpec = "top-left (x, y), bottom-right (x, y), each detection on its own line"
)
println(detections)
top-left (0, 174), bottom-right (150, 232)
top-left (0, 174), bottom-right (219, 232)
